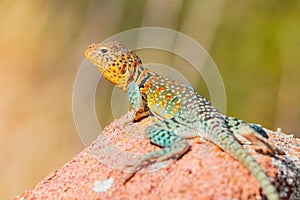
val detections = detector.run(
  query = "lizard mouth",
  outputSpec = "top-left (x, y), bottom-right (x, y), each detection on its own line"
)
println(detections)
top-left (85, 43), bottom-right (105, 70)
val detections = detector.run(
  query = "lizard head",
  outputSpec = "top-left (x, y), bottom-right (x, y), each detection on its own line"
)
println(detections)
top-left (85, 41), bottom-right (142, 91)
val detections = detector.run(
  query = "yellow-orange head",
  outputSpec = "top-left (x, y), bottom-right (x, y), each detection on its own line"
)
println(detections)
top-left (85, 41), bottom-right (142, 91)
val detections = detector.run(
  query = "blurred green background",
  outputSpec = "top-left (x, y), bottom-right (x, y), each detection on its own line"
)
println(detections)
top-left (1, 0), bottom-right (300, 199)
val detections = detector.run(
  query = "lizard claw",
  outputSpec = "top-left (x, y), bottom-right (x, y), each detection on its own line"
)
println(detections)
top-left (122, 171), bottom-right (136, 185)
top-left (122, 159), bottom-right (144, 184)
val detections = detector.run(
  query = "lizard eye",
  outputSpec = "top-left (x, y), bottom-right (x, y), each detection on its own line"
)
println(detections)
top-left (100, 48), bottom-right (108, 54)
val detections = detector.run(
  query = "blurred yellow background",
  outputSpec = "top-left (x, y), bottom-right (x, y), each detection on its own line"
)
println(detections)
top-left (1, 0), bottom-right (300, 199)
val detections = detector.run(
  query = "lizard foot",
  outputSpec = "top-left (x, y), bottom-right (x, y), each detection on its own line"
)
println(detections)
top-left (239, 125), bottom-right (283, 155)
top-left (122, 154), bottom-right (155, 184)
top-left (122, 138), bottom-right (190, 184)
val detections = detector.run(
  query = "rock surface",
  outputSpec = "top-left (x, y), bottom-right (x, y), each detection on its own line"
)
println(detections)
top-left (15, 113), bottom-right (300, 200)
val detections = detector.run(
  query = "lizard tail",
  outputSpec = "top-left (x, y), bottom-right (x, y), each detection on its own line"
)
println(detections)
top-left (218, 132), bottom-right (279, 200)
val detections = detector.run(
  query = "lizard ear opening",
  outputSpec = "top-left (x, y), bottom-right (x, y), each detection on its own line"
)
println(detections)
top-left (121, 64), bottom-right (127, 74)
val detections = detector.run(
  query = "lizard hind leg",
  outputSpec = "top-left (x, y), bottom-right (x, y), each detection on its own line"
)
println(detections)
top-left (226, 116), bottom-right (279, 155)
top-left (238, 125), bottom-right (277, 155)
top-left (145, 122), bottom-right (190, 161)
top-left (123, 121), bottom-right (190, 184)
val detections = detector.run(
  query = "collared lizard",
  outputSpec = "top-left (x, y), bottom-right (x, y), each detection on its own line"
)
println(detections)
top-left (85, 41), bottom-right (280, 200)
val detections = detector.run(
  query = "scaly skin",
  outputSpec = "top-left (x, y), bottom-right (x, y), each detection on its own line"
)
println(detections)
top-left (85, 41), bottom-right (280, 200)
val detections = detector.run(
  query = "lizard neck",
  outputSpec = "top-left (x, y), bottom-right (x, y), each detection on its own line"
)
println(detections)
top-left (130, 64), bottom-right (157, 88)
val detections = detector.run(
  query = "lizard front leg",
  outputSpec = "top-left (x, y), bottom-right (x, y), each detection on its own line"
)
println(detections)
top-left (121, 82), bottom-right (150, 128)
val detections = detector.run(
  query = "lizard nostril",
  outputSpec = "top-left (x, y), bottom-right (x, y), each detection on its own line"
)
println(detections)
top-left (86, 44), bottom-right (94, 53)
